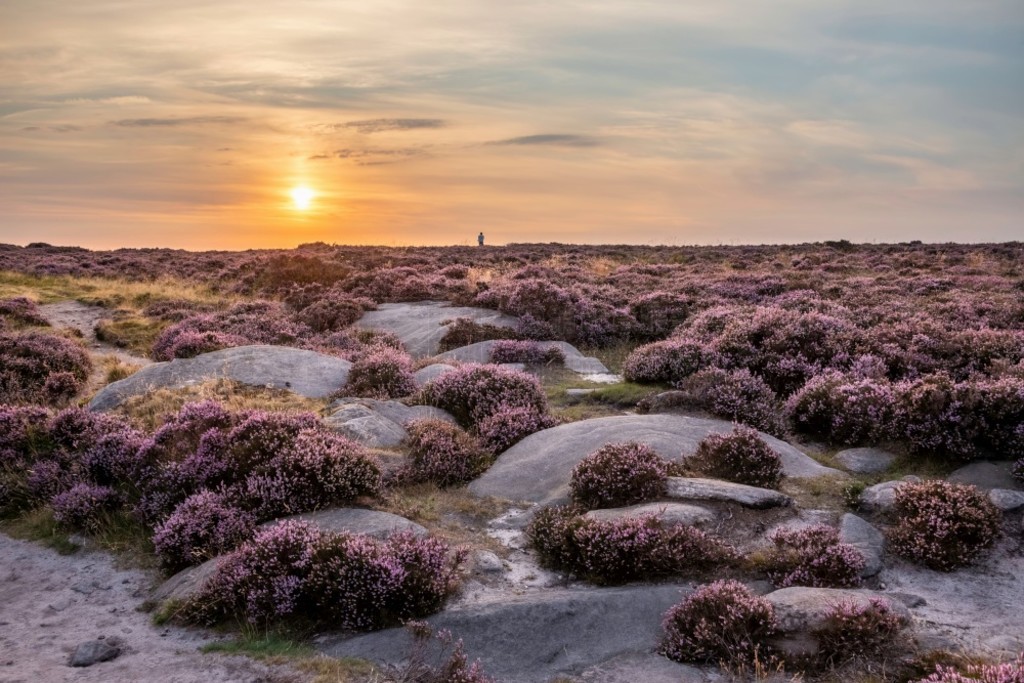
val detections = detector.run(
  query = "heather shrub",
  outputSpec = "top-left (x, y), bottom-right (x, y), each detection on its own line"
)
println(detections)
top-left (628, 291), bottom-right (690, 341)
top-left (893, 375), bottom-right (986, 459)
top-left (813, 598), bottom-right (908, 666)
top-left (293, 296), bottom-right (364, 332)
top-left (474, 405), bottom-right (557, 454)
top-left (786, 373), bottom-right (896, 446)
top-left (888, 480), bottom-right (1001, 571)
top-left (674, 367), bottom-right (786, 437)
top-left (0, 331), bottom-right (92, 404)
top-left (152, 491), bottom-right (257, 571)
top-left (399, 622), bottom-right (496, 683)
top-left (419, 364), bottom-right (549, 428)
top-left (343, 346), bottom-right (417, 399)
top-left (0, 297), bottom-right (50, 327)
top-left (159, 330), bottom-right (245, 359)
top-left (689, 426), bottom-right (783, 489)
top-left (977, 376), bottom-right (1024, 456)
top-left (404, 420), bottom-right (492, 487)
top-left (623, 338), bottom-right (717, 384)
top-left (569, 442), bottom-right (669, 509)
top-left (437, 318), bottom-right (519, 352)
top-left (527, 506), bottom-right (734, 585)
top-left (0, 404), bottom-right (51, 466)
top-left (660, 579), bottom-right (778, 666)
top-left (489, 340), bottom-right (564, 365)
top-left (762, 524), bottom-right (865, 588)
top-left (182, 521), bottom-right (465, 629)
top-left (51, 483), bottom-right (121, 531)
top-left (916, 653), bottom-right (1024, 683)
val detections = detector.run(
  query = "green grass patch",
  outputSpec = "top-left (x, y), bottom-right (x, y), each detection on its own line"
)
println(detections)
top-left (0, 507), bottom-right (80, 555)
top-left (588, 382), bottom-right (661, 407)
top-left (201, 627), bottom-right (314, 660)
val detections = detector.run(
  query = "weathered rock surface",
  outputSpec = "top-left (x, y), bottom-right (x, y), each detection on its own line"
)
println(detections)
top-left (151, 556), bottom-right (225, 606)
top-left (839, 513), bottom-right (885, 577)
top-left (666, 478), bottom-right (792, 509)
top-left (354, 302), bottom-right (518, 358)
top-left (68, 639), bottom-right (121, 667)
top-left (989, 488), bottom-right (1024, 512)
top-left (319, 583), bottom-right (693, 683)
top-left (577, 653), bottom-right (713, 683)
top-left (413, 363), bottom-right (457, 385)
top-left (265, 507), bottom-right (428, 539)
top-left (584, 502), bottom-right (716, 528)
top-left (469, 414), bottom-right (837, 505)
top-left (948, 461), bottom-right (1022, 491)
top-left (765, 586), bottom-right (912, 659)
top-left (859, 476), bottom-right (921, 513)
top-left (324, 398), bottom-right (455, 448)
top-left (436, 340), bottom-right (610, 374)
top-left (88, 345), bottom-right (352, 410)
top-left (835, 447), bottom-right (896, 474)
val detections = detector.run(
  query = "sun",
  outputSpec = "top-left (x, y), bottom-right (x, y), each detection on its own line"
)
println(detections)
top-left (290, 186), bottom-right (315, 210)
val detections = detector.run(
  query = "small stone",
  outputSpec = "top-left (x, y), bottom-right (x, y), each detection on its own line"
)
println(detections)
top-left (839, 513), bottom-right (885, 577)
top-left (835, 447), bottom-right (896, 474)
top-left (68, 640), bottom-right (120, 667)
top-left (666, 477), bottom-right (792, 509)
top-left (989, 488), bottom-right (1024, 512)
top-left (859, 476), bottom-right (920, 513)
top-left (474, 551), bottom-right (504, 573)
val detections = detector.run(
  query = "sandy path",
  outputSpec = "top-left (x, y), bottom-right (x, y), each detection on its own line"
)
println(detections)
top-left (38, 301), bottom-right (153, 367)
top-left (0, 534), bottom-right (304, 683)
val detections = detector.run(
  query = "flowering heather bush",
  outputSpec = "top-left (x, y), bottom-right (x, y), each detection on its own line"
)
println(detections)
top-left (151, 300), bottom-right (312, 360)
top-left (473, 405), bottom-right (557, 454)
top-left (158, 330), bottom-right (247, 359)
top-left (0, 331), bottom-right (91, 405)
top-left (976, 376), bottom-right (1024, 456)
top-left (0, 297), bottom-right (50, 327)
top-left (0, 404), bottom-right (50, 466)
top-left (400, 622), bottom-right (496, 683)
top-left (660, 579), bottom-right (778, 666)
top-left (916, 653), bottom-right (1024, 683)
top-left (437, 318), bottom-right (519, 352)
top-left (152, 491), bottom-right (256, 571)
top-left (628, 291), bottom-right (690, 341)
top-left (763, 524), bottom-right (865, 588)
top-left (51, 483), bottom-right (121, 531)
top-left (489, 340), bottom-right (564, 365)
top-left (569, 442), bottom-right (669, 509)
top-left (292, 295), bottom-right (365, 333)
top-left (893, 375), bottom-right (987, 459)
top-left (813, 598), bottom-right (908, 666)
top-left (343, 346), bottom-right (417, 399)
top-left (689, 426), bottom-right (783, 489)
top-left (888, 480), bottom-right (1002, 571)
top-left (404, 419), bottom-right (492, 488)
top-left (786, 373), bottom-right (896, 446)
top-left (419, 364), bottom-right (549, 428)
top-left (527, 506), bottom-right (734, 585)
top-left (623, 338), bottom-right (718, 384)
top-left (81, 428), bottom-right (148, 487)
top-left (182, 521), bottom-right (464, 630)
top-left (674, 367), bottom-right (786, 437)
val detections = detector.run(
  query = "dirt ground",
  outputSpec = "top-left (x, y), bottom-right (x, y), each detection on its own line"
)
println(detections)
top-left (0, 533), bottom-right (305, 683)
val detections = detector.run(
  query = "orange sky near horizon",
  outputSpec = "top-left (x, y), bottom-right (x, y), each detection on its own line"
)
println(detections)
top-left (1, 1), bottom-right (1021, 249)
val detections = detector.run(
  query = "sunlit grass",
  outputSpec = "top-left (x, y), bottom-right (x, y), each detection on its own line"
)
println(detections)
top-left (0, 270), bottom-right (229, 310)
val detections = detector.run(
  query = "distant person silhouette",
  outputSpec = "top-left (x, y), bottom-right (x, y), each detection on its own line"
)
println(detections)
top-left (478, 232), bottom-right (485, 246)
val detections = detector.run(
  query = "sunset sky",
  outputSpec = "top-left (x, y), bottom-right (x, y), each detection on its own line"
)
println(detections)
top-left (1, 0), bottom-right (1021, 249)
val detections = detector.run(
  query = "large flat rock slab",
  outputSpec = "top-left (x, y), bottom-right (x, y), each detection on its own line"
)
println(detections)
top-left (469, 414), bottom-right (837, 505)
top-left (265, 507), bottom-right (428, 539)
top-left (948, 461), bottom-right (1022, 491)
top-left (353, 302), bottom-right (518, 358)
top-left (319, 583), bottom-right (692, 683)
top-left (88, 345), bottom-right (351, 411)
top-left (665, 477), bottom-right (792, 509)
top-left (436, 340), bottom-right (610, 374)
top-left (324, 398), bottom-right (456, 448)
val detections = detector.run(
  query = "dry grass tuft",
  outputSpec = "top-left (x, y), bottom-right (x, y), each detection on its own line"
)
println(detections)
top-left (112, 379), bottom-right (330, 431)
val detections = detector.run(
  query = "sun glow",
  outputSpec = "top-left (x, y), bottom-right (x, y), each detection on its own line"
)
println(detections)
top-left (290, 186), bottom-right (315, 210)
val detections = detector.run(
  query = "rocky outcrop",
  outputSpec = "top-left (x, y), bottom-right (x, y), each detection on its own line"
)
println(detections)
top-left (858, 476), bottom-right (921, 513)
top-left (88, 345), bottom-right (351, 410)
top-left (324, 398), bottom-right (456, 448)
top-left (469, 414), bottom-right (837, 505)
top-left (839, 513), bottom-right (885, 577)
top-left (264, 508), bottom-right (428, 539)
top-left (436, 340), bottom-right (610, 374)
top-left (354, 302), bottom-right (518, 358)
top-left (665, 478), bottom-right (792, 509)
top-left (835, 447), bottom-right (896, 474)
top-left (584, 502), bottom-right (716, 528)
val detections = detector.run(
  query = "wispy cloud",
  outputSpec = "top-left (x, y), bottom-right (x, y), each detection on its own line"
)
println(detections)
top-left (488, 134), bottom-right (600, 147)
top-left (110, 116), bottom-right (246, 127)
top-left (314, 118), bottom-right (446, 134)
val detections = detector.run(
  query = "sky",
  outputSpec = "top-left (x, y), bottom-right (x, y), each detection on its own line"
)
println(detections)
top-left (1, 0), bottom-right (1022, 249)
